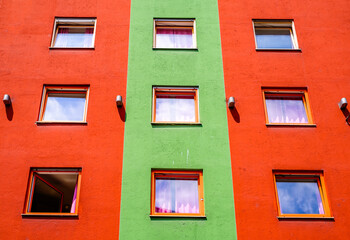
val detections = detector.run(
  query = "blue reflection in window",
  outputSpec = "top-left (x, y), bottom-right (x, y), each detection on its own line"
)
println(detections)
top-left (276, 180), bottom-right (324, 214)
top-left (43, 94), bottom-right (86, 121)
top-left (256, 29), bottom-right (293, 49)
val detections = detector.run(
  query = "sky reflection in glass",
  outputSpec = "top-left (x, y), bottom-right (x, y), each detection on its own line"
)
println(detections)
top-left (276, 180), bottom-right (324, 214)
top-left (256, 29), bottom-right (293, 49)
top-left (43, 94), bottom-right (86, 121)
top-left (155, 179), bottom-right (199, 213)
top-left (156, 96), bottom-right (195, 122)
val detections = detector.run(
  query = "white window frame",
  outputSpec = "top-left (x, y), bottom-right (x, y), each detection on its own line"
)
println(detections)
top-left (50, 17), bottom-right (97, 48)
top-left (253, 19), bottom-right (299, 50)
top-left (153, 18), bottom-right (197, 49)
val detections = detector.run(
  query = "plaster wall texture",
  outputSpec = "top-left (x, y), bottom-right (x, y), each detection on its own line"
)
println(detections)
top-left (0, 0), bottom-right (130, 239)
top-left (119, 0), bottom-right (237, 239)
top-left (218, 0), bottom-right (350, 239)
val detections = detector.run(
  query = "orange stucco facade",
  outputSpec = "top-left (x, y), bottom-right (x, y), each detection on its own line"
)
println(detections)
top-left (218, 0), bottom-right (350, 239)
top-left (0, 0), bottom-right (130, 239)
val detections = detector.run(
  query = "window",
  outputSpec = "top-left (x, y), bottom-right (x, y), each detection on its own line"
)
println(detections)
top-left (153, 19), bottom-right (197, 49)
top-left (253, 20), bottom-right (299, 50)
top-left (23, 168), bottom-right (82, 216)
top-left (51, 18), bottom-right (96, 48)
top-left (151, 170), bottom-right (204, 217)
top-left (152, 87), bottom-right (199, 124)
top-left (262, 88), bottom-right (314, 125)
top-left (273, 171), bottom-right (332, 218)
top-left (38, 85), bottom-right (89, 123)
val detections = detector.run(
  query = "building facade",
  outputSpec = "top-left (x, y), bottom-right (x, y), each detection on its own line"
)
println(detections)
top-left (0, 0), bottom-right (349, 239)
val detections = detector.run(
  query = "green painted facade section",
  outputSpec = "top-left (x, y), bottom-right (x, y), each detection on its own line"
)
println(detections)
top-left (119, 0), bottom-right (237, 239)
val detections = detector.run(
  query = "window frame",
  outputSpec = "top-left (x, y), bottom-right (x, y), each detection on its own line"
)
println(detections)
top-left (262, 88), bottom-right (314, 126)
top-left (37, 85), bottom-right (90, 124)
top-left (253, 19), bottom-right (300, 50)
top-left (152, 87), bottom-right (200, 124)
top-left (23, 168), bottom-right (82, 217)
top-left (150, 170), bottom-right (205, 217)
top-left (273, 171), bottom-right (332, 219)
top-left (50, 17), bottom-right (97, 49)
top-left (153, 18), bottom-right (197, 49)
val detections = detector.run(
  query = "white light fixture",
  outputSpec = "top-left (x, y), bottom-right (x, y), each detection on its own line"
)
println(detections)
top-left (228, 97), bottom-right (235, 108)
top-left (338, 97), bottom-right (348, 109)
top-left (116, 95), bottom-right (123, 107)
top-left (3, 94), bottom-right (11, 106)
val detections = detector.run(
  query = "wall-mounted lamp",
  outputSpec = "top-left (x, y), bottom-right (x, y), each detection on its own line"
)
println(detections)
top-left (228, 97), bottom-right (235, 108)
top-left (338, 97), bottom-right (348, 109)
top-left (3, 94), bottom-right (11, 106)
top-left (116, 95), bottom-right (123, 107)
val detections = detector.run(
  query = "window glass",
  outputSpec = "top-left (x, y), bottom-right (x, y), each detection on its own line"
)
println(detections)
top-left (153, 87), bottom-right (199, 123)
top-left (51, 18), bottom-right (96, 48)
top-left (155, 178), bottom-right (199, 213)
top-left (255, 29), bottom-right (293, 49)
top-left (265, 96), bottom-right (308, 123)
top-left (276, 180), bottom-right (324, 214)
top-left (25, 169), bottom-right (81, 214)
top-left (262, 89), bottom-right (313, 125)
top-left (54, 27), bottom-right (94, 48)
top-left (156, 28), bottom-right (193, 48)
top-left (43, 93), bottom-right (86, 121)
top-left (253, 20), bottom-right (298, 49)
top-left (154, 19), bottom-right (196, 49)
top-left (151, 170), bottom-right (204, 216)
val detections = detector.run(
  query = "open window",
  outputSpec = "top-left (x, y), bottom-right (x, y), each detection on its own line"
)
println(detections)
top-left (153, 19), bottom-right (197, 49)
top-left (253, 20), bottom-right (299, 50)
top-left (262, 88), bottom-right (314, 126)
top-left (152, 87), bottom-right (199, 124)
top-left (23, 168), bottom-right (82, 216)
top-left (51, 18), bottom-right (96, 48)
top-left (273, 171), bottom-right (332, 218)
top-left (151, 170), bottom-right (204, 217)
top-left (37, 85), bottom-right (89, 123)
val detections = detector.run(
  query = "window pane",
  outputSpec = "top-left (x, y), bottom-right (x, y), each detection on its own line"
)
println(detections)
top-left (266, 97), bottom-right (308, 123)
top-left (256, 29), bottom-right (293, 49)
top-left (43, 93), bottom-right (86, 121)
top-left (30, 172), bottom-right (79, 213)
top-left (156, 28), bottom-right (193, 48)
top-left (276, 180), bottom-right (324, 214)
top-left (156, 95), bottom-right (195, 122)
top-left (155, 179), bottom-right (199, 213)
top-left (54, 27), bottom-right (94, 48)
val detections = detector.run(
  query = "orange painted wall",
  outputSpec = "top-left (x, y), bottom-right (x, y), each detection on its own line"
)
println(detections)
top-left (218, 0), bottom-right (350, 239)
top-left (0, 0), bottom-right (130, 239)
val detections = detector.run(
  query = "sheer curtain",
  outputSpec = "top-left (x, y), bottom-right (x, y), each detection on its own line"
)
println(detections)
top-left (155, 179), bottom-right (199, 214)
top-left (156, 28), bottom-right (193, 48)
top-left (266, 98), bottom-right (308, 123)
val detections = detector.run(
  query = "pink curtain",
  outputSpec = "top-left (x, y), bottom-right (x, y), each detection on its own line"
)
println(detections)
top-left (156, 28), bottom-right (193, 48)
top-left (70, 181), bottom-right (78, 213)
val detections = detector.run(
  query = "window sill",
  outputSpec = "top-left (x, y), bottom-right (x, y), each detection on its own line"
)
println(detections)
top-left (36, 121), bottom-right (87, 125)
top-left (151, 122), bottom-right (202, 126)
top-left (277, 216), bottom-right (334, 221)
top-left (49, 47), bottom-right (95, 50)
top-left (22, 213), bottom-right (79, 218)
top-left (153, 47), bottom-right (198, 51)
top-left (266, 123), bottom-right (316, 127)
top-left (150, 215), bottom-right (206, 219)
top-left (256, 48), bottom-right (302, 52)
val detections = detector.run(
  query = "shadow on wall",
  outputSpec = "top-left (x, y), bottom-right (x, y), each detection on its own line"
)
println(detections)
top-left (118, 104), bottom-right (126, 122)
top-left (5, 104), bottom-right (13, 121)
top-left (229, 107), bottom-right (240, 123)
